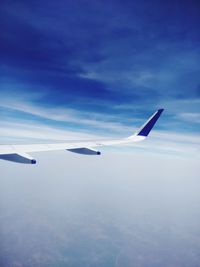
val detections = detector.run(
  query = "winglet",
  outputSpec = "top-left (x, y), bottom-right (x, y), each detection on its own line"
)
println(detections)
top-left (137, 109), bottom-right (164, 137)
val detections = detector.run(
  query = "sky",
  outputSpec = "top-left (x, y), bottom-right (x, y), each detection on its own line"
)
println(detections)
top-left (0, 0), bottom-right (200, 156)
top-left (0, 1), bottom-right (200, 266)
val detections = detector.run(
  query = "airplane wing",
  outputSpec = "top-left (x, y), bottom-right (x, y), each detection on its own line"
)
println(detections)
top-left (0, 109), bottom-right (164, 164)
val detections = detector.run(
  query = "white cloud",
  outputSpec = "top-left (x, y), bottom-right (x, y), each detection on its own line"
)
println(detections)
top-left (160, 98), bottom-right (200, 114)
top-left (0, 99), bottom-right (135, 135)
top-left (178, 112), bottom-right (200, 124)
top-left (0, 120), bottom-right (101, 142)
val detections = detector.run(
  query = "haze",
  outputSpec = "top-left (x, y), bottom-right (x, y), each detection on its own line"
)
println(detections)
top-left (1, 151), bottom-right (199, 267)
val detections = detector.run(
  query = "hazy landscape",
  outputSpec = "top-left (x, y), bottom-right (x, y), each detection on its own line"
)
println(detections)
top-left (1, 152), bottom-right (199, 267)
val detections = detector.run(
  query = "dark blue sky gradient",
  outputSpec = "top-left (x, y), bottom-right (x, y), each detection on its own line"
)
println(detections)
top-left (1, 0), bottom-right (200, 135)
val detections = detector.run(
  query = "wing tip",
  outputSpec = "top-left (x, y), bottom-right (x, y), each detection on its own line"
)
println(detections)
top-left (137, 108), bottom-right (164, 137)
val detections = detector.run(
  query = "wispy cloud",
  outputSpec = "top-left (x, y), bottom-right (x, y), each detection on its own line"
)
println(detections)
top-left (0, 98), bottom-right (137, 135)
top-left (0, 120), bottom-right (101, 142)
top-left (178, 113), bottom-right (200, 124)
top-left (161, 99), bottom-right (200, 113)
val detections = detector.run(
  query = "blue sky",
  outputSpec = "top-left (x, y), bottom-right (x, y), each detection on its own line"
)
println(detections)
top-left (0, 0), bottom-right (200, 154)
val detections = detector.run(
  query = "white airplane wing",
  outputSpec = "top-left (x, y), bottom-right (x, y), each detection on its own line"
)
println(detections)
top-left (0, 109), bottom-right (164, 164)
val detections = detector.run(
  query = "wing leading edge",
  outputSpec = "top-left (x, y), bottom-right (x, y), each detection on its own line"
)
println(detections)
top-left (0, 109), bottom-right (164, 164)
